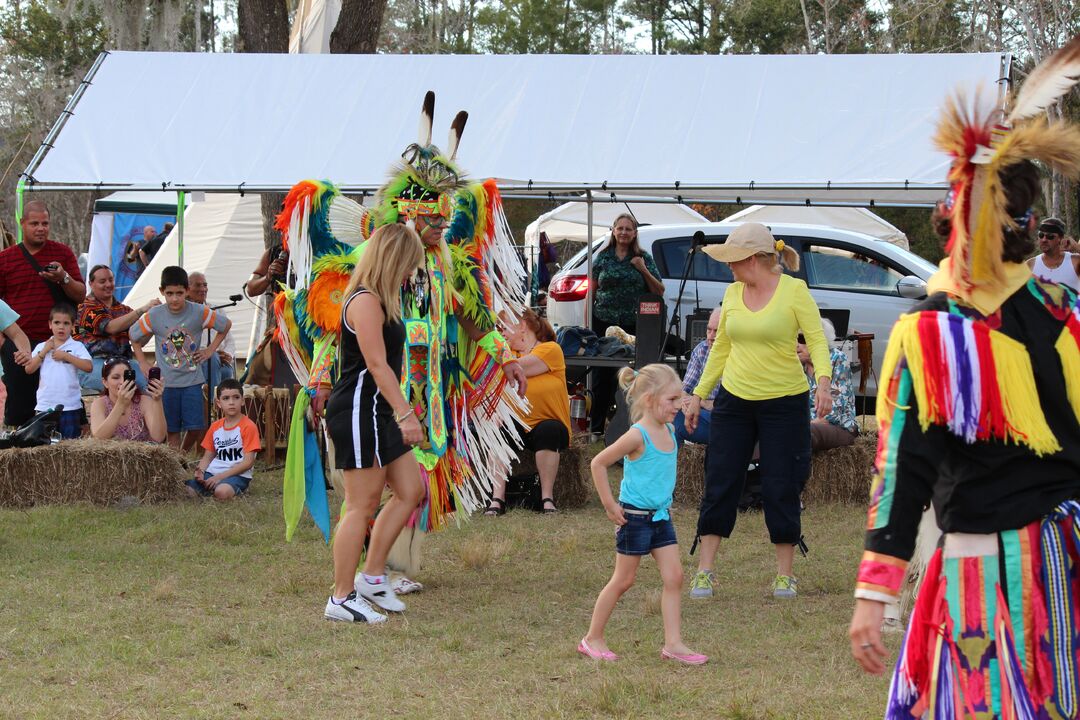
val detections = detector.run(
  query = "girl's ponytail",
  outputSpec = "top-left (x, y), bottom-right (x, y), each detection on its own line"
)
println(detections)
top-left (620, 363), bottom-right (680, 422)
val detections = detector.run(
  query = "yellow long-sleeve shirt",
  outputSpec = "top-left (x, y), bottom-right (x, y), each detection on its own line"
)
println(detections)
top-left (693, 274), bottom-right (832, 402)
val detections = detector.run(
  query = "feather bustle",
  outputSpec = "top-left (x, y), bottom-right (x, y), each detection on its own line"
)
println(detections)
top-left (1008, 35), bottom-right (1080, 123)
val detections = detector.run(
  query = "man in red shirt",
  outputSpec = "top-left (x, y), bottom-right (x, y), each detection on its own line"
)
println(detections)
top-left (0, 200), bottom-right (86, 426)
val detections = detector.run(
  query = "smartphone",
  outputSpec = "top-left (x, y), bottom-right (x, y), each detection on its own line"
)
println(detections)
top-left (123, 368), bottom-right (136, 383)
top-left (46, 262), bottom-right (60, 271)
top-left (148, 367), bottom-right (161, 383)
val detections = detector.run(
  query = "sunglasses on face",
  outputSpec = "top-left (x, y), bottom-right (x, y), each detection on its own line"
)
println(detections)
top-left (1038, 232), bottom-right (1061, 239)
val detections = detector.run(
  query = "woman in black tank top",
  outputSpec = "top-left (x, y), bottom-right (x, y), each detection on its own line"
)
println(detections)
top-left (322, 225), bottom-right (427, 624)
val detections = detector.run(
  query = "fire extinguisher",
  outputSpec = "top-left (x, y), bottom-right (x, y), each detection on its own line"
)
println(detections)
top-left (569, 383), bottom-right (589, 434)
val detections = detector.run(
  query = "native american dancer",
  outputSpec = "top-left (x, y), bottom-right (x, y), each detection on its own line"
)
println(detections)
top-left (273, 93), bottom-right (528, 577)
top-left (849, 37), bottom-right (1080, 719)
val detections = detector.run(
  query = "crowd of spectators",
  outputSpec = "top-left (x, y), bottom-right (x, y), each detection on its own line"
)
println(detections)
top-left (0, 202), bottom-right (256, 501)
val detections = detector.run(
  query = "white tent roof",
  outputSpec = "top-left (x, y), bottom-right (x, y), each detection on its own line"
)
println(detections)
top-left (25, 51), bottom-right (1006, 206)
top-left (123, 193), bottom-right (266, 360)
top-left (524, 198), bottom-right (707, 250)
top-left (723, 205), bottom-right (909, 249)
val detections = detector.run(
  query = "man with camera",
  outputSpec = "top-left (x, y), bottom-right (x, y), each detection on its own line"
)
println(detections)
top-left (0, 201), bottom-right (85, 426)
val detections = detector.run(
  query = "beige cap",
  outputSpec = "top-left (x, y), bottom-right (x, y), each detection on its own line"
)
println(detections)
top-left (702, 223), bottom-right (783, 264)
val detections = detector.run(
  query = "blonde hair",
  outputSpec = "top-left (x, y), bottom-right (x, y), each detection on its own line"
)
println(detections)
top-left (753, 245), bottom-right (800, 274)
top-left (617, 363), bottom-right (681, 422)
top-left (344, 224), bottom-right (424, 323)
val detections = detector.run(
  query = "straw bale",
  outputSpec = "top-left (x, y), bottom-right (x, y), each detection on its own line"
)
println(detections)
top-left (674, 442), bottom-right (707, 506)
top-left (803, 431), bottom-right (877, 506)
top-left (0, 439), bottom-right (188, 508)
top-left (507, 433), bottom-right (592, 509)
top-left (671, 432), bottom-right (878, 508)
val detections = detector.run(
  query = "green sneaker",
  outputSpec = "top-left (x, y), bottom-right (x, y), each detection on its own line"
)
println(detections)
top-left (689, 570), bottom-right (715, 599)
top-left (772, 574), bottom-right (798, 599)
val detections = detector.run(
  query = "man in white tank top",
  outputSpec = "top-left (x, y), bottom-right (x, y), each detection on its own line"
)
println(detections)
top-left (1029, 217), bottom-right (1080, 290)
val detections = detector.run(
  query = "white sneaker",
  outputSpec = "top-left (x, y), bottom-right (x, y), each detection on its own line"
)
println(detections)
top-left (356, 574), bottom-right (407, 612)
top-left (391, 575), bottom-right (424, 595)
top-left (324, 592), bottom-right (388, 624)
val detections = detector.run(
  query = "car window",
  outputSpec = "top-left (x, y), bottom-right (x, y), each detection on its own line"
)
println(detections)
top-left (653, 237), bottom-right (734, 283)
top-left (802, 244), bottom-right (904, 295)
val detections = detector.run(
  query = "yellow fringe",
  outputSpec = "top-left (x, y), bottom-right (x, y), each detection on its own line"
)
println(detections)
top-left (876, 314), bottom-right (917, 425)
top-left (1056, 328), bottom-right (1080, 422)
top-left (876, 311), bottom-right (1061, 455)
top-left (989, 330), bottom-right (1060, 456)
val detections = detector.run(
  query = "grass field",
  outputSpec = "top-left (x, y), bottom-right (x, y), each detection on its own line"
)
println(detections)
top-left (0, 464), bottom-right (894, 719)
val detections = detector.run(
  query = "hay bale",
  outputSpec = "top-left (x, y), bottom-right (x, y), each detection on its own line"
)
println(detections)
top-left (506, 433), bottom-right (592, 510)
top-left (671, 432), bottom-right (878, 508)
top-left (803, 430), bottom-right (878, 506)
top-left (0, 439), bottom-right (188, 508)
top-left (554, 434), bottom-right (592, 509)
top-left (674, 442), bottom-right (707, 506)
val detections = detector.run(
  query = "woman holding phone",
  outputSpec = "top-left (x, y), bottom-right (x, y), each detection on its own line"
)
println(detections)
top-left (89, 357), bottom-right (166, 442)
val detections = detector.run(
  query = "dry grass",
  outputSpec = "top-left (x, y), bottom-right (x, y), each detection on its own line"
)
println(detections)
top-left (0, 460), bottom-right (894, 719)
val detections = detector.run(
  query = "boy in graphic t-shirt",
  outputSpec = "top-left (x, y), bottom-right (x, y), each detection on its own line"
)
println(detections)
top-left (129, 266), bottom-right (231, 450)
top-left (186, 379), bottom-right (261, 500)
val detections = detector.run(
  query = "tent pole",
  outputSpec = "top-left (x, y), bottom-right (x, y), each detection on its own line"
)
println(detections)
top-left (585, 190), bottom-right (593, 331)
top-left (20, 51), bottom-right (111, 188)
top-left (176, 191), bottom-right (187, 266)
top-left (15, 178), bottom-right (25, 244)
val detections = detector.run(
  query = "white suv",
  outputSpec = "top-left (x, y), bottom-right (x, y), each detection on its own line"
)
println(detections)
top-left (545, 222), bottom-right (938, 396)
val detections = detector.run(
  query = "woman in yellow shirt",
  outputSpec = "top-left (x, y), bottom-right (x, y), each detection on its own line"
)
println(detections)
top-left (683, 223), bottom-right (833, 600)
top-left (485, 309), bottom-right (572, 515)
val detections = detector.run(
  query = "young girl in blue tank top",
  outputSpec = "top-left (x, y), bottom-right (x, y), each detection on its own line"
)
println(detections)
top-left (579, 363), bottom-right (708, 665)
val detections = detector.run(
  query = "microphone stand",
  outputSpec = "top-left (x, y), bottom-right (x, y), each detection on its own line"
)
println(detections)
top-left (204, 293), bottom-right (244, 427)
top-left (660, 231), bottom-right (705, 375)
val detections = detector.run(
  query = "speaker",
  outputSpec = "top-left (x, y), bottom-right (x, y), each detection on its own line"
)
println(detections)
top-left (634, 293), bottom-right (667, 367)
top-left (685, 308), bottom-right (713, 350)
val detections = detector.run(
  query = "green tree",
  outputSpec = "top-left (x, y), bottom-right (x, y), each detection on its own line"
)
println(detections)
top-left (474, 0), bottom-right (589, 53)
top-left (0, 0), bottom-right (108, 250)
top-left (887, 0), bottom-right (971, 52)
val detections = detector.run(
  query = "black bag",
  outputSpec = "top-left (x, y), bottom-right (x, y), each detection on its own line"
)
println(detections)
top-left (0, 405), bottom-right (64, 449)
top-left (737, 462), bottom-right (764, 512)
top-left (504, 472), bottom-right (541, 511)
top-left (18, 244), bottom-right (68, 307)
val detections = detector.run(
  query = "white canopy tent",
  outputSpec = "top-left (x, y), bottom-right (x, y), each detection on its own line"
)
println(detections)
top-left (21, 51), bottom-right (1007, 206)
top-left (123, 193), bottom-right (267, 361)
top-left (525, 198), bottom-right (707, 247)
top-left (87, 190), bottom-right (180, 291)
top-left (19, 51), bottom-right (1007, 327)
top-left (723, 205), bottom-right (910, 249)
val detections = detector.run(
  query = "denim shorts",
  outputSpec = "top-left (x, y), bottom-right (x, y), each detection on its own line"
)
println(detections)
top-left (185, 475), bottom-right (250, 497)
top-left (615, 505), bottom-right (678, 556)
top-left (163, 384), bottom-right (205, 433)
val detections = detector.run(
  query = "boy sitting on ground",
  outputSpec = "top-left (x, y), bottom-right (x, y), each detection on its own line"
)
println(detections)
top-left (129, 266), bottom-right (231, 450)
top-left (186, 379), bottom-right (261, 500)
top-left (24, 305), bottom-right (92, 439)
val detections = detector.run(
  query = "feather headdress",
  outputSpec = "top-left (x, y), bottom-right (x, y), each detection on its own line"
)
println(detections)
top-left (376, 91), bottom-right (471, 227)
top-left (935, 35), bottom-right (1080, 300)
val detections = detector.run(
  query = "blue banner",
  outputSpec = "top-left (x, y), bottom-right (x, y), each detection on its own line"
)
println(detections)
top-left (112, 214), bottom-right (174, 301)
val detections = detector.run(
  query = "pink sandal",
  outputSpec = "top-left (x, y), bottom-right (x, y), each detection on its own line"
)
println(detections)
top-left (578, 638), bottom-right (618, 661)
top-left (661, 648), bottom-right (709, 665)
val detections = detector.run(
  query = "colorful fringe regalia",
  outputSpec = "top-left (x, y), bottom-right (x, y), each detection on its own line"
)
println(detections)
top-left (857, 35), bottom-right (1080, 719)
top-left (275, 92), bottom-right (527, 544)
